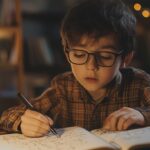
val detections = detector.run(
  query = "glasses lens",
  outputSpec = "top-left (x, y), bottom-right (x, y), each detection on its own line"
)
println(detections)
top-left (67, 49), bottom-right (120, 67)
top-left (96, 52), bottom-right (116, 67)
top-left (69, 50), bottom-right (88, 64)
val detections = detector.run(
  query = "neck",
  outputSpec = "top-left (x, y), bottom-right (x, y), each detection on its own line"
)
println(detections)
top-left (89, 88), bottom-right (107, 101)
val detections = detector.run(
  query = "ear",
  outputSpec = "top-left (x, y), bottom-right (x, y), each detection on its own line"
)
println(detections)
top-left (121, 51), bottom-right (134, 68)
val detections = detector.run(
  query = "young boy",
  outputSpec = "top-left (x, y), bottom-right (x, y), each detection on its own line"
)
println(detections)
top-left (0, 0), bottom-right (150, 138)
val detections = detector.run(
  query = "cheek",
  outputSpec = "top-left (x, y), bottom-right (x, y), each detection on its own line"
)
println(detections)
top-left (70, 64), bottom-right (84, 80)
top-left (100, 69), bottom-right (116, 81)
top-left (98, 60), bottom-right (122, 82)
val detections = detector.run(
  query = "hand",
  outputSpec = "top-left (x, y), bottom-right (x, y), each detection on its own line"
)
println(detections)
top-left (20, 109), bottom-right (53, 137)
top-left (103, 107), bottom-right (145, 131)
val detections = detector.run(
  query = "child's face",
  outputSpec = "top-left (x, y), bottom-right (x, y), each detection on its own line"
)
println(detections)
top-left (66, 33), bottom-right (123, 93)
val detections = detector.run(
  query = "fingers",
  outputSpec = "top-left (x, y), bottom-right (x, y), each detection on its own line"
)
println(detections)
top-left (23, 109), bottom-right (49, 123)
top-left (117, 114), bottom-right (129, 130)
top-left (20, 122), bottom-right (49, 137)
top-left (103, 107), bottom-right (145, 131)
top-left (103, 109), bottom-right (127, 131)
top-left (122, 117), bottom-right (136, 130)
top-left (20, 109), bottom-right (53, 137)
top-left (46, 116), bottom-right (54, 126)
top-left (21, 115), bottom-right (50, 131)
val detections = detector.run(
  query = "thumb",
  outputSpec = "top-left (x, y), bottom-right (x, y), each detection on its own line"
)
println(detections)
top-left (103, 124), bottom-right (110, 130)
top-left (103, 119), bottom-right (110, 130)
top-left (46, 116), bottom-right (54, 126)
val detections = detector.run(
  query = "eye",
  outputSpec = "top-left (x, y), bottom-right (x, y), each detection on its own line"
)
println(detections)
top-left (99, 53), bottom-right (114, 60)
top-left (73, 51), bottom-right (86, 58)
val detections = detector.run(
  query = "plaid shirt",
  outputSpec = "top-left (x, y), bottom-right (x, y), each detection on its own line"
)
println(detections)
top-left (0, 67), bottom-right (150, 132)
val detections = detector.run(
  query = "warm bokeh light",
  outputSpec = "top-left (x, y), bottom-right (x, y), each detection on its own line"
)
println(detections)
top-left (134, 3), bottom-right (142, 11)
top-left (142, 9), bottom-right (150, 18)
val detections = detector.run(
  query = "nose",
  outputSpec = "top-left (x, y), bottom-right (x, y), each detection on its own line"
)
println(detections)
top-left (86, 54), bottom-right (99, 70)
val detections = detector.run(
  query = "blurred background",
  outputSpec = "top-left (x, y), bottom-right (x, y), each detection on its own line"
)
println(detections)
top-left (0, 0), bottom-right (149, 113)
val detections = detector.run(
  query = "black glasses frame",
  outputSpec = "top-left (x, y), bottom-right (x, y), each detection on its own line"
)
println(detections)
top-left (65, 48), bottom-right (123, 67)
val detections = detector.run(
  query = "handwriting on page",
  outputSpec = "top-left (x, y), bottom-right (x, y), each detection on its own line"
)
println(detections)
top-left (0, 127), bottom-right (104, 150)
top-left (92, 127), bottom-right (150, 144)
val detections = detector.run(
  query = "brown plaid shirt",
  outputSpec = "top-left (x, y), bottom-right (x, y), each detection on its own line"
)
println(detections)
top-left (0, 67), bottom-right (150, 132)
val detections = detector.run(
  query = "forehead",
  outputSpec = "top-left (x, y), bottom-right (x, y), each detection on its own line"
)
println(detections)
top-left (71, 33), bottom-right (119, 51)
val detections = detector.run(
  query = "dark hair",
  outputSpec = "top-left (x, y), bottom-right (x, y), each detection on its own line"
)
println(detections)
top-left (60, 0), bottom-right (136, 55)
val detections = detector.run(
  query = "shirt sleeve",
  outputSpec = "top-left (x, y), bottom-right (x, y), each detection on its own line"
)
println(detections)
top-left (0, 77), bottom-right (62, 132)
top-left (135, 71), bottom-right (150, 126)
top-left (136, 87), bottom-right (150, 126)
top-left (0, 104), bottom-right (26, 132)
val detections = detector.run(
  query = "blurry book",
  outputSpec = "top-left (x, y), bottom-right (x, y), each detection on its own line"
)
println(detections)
top-left (0, 36), bottom-right (14, 65)
top-left (37, 37), bottom-right (55, 65)
top-left (0, 69), bottom-right (17, 98)
top-left (0, 0), bottom-right (16, 26)
top-left (27, 37), bottom-right (55, 67)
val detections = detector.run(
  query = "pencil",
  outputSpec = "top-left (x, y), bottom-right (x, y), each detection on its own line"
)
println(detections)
top-left (17, 92), bottom-right (60, 138)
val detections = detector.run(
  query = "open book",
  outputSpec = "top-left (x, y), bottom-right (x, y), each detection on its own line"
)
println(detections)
top-left (0, 126), bottom-right (150, 150)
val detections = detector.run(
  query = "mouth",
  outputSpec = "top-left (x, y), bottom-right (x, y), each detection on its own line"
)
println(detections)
top-left (84, 77), bottom-right (98, 83)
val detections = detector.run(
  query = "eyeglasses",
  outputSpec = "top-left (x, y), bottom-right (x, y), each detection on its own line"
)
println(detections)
top-left (65, 48), bottom-right (123, 67)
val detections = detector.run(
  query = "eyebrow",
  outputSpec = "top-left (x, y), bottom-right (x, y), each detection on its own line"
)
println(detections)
top-left (100, 45), bottom-right (118, 50)
top-left (71, 44), bottom-right (118, 52)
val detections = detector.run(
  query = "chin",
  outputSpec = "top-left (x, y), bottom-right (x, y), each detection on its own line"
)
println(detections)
top-left (84, 86), bottom-right (100, 92)
top-left (79, 80), bottom-right (104, 92)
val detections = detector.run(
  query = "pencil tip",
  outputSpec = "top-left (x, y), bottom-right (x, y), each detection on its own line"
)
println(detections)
top-left (56, 134), bottom-right (61, 138)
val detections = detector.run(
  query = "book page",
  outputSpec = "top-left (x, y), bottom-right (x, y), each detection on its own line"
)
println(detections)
top-left (92, 127), bottom-right (150, 150)
top-left (0, 126), bottom-right (115, 150)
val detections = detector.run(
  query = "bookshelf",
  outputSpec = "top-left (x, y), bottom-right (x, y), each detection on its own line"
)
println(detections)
top-left (0, 0), bottom-right (24, 113)
top-left (22, 0), bottom-right (70, 97)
